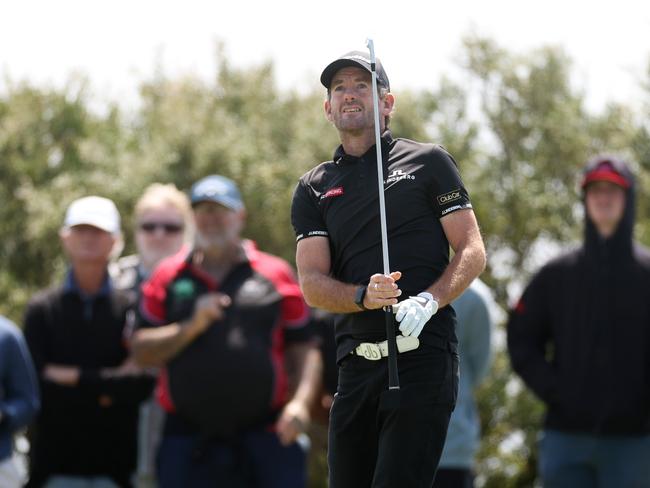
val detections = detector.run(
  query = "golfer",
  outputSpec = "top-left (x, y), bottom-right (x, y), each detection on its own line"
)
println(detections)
top-left (291, 50), bottom-right (486, 487)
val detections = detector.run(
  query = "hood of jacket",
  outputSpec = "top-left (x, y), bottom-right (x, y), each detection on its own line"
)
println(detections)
top-left (582, 155), bottom-right (636, 261)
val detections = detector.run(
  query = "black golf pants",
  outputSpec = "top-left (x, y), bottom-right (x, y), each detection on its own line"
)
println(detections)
top-left (328, 343), bottom-right (458, 488)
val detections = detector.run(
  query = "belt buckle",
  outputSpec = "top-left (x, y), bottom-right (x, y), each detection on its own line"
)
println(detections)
top-left (357, 342), bottom-right (382, 361)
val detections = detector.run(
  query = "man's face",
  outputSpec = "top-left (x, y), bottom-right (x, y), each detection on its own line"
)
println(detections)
top-left (324, 66), bottom-right (393, 134)
top-left (585, 181), bottom-right (626, 238)
top-left (61, 224), bottom-right (116, 264)
top-left (193, 201), bottom-right (244, 250)
top-left (135, 205), bottom-right (185, 267)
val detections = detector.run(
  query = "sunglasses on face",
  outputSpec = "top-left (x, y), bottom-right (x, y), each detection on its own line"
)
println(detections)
top-left (138, 222), bottom-right (184, 234)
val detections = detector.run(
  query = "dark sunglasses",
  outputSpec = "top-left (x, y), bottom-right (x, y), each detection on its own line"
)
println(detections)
top-left (138, 222), bottom-right (184, 234)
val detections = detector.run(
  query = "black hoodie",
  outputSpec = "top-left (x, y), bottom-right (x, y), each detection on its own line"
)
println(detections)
top-left (507, 157), bottom-right (650, 435)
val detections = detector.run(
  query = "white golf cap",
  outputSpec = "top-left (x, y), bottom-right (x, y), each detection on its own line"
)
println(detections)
top-left (63, 196), bottom-right (121, 234)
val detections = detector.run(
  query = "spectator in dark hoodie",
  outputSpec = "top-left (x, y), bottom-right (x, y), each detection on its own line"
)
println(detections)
top-left (507, 156), bottom-right (650, 488)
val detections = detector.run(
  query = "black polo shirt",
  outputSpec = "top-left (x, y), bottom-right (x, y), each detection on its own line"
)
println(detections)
top-left (138, 241), bottom-right (311, 438)
top-left (291, 130), bottom-right (472, 361)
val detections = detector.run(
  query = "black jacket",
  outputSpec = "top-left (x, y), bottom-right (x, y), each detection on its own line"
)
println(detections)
top-left (507, 160), bottom-right (650, 435)
top-left (23, 281), bottom-right (154, 487)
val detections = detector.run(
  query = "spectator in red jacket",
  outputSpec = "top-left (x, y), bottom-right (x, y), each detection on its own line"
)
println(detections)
top-left (131, 175), bottom-right (321, 488)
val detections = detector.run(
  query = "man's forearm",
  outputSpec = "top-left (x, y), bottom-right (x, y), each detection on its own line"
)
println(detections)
top-left (286, 344), bottom-right (323, 408)
top-left (131, 322), bottom-right (201, 367)
top-left (300, 272), bottom-right (361, 313)
top-left (428, 240), bottom-right (486, 308)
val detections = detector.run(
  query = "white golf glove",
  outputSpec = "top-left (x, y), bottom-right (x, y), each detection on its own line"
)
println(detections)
top-left (394, 292), bottom-right (439, 338)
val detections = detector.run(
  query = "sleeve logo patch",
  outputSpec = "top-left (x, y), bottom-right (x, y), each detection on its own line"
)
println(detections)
top-left (437, 189), bottom-right (462, 205)
top-left (321, 186), bottom-right (344, 199)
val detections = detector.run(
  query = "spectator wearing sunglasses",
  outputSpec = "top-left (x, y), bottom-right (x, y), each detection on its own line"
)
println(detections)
top-left (112, 183), bottom-right (193, 296)
top-left (110, 183), bottom-right (193, 488)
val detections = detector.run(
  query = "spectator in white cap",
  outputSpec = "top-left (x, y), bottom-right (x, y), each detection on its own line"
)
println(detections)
top-left (61, 195), bottom-right (124, 260)
top-left (23, 195), bottom-right (154, 488)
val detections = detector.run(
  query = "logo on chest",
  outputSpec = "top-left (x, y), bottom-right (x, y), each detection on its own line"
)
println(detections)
top-left (240, 279), bottom-right (268, 298)
top-left (235, 277), bottom-right (278, 306)
top-left (320, 186), bottom-right (344, 200)
top-left (171, 278), bottom-right (197, 299)
top-left (385, 169), bottom-right (415, 185)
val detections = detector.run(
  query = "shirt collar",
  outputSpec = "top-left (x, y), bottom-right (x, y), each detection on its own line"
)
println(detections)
top-left (63, 268), bottom-right (112, 299)
top-left (183, 240), bottom-right (254, 289)
top-left (333, 129), bottom-right (394, 164)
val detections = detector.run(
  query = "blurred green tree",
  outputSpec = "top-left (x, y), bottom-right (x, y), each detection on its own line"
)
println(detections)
top-left (0, 39), bottom-right (647, 487)
top-left (451, 36), bottom-right (645, 487)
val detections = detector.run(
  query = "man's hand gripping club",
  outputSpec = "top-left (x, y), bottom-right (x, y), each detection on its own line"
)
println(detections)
top-left (363, 272), bottom-right (403, 309)
top-left (364, 272), bottom-right (438, 337)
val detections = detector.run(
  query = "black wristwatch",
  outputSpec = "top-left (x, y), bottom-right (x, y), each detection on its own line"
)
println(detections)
top-left (354, 285), bottom-right (369, 311)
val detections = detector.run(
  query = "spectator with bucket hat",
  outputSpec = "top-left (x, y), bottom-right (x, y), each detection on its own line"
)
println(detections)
top-left (132, 176), bottom-right (321, 488)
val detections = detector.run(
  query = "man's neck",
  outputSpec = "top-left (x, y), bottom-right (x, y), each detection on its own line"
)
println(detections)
top-left (71, 263), bottom-right (107, 295)
top-left (139, 253), bottom-right (164, 275)
top-left (194, 241), bottom-right (245, 282)
top-left (339, 130), bottom-right (377, 157)
top-left (594, 221), bottom-right (619, 240)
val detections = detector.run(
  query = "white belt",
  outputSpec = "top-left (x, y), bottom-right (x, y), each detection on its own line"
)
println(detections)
top-left (352, 335), bottom-right (420, 361)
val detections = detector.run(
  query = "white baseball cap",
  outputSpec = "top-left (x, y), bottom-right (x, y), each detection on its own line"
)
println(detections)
top-left (63, 196), bottom-right (121, 234)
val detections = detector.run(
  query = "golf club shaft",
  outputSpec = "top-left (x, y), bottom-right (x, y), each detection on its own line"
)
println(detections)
top-left (366, 40), bottom-right (391, 278)
top-left (366, 38), bottom-right (399, 390)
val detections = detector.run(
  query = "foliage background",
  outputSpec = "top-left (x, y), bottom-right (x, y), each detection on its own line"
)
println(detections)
top-left (2, 37), bottom-right (649, 487)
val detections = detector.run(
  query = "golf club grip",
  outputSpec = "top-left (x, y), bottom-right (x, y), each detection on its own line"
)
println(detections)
top-left (385, 307), bottom-right (400, 389)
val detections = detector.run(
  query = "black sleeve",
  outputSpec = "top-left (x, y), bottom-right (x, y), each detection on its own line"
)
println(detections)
top-left (284, 317), bottom-right (316, 344)
top-left (429, 146), bottom-right (473, 218)
top-left (310, 309), bottom-right (338, 395)
top-left (77, 369), bottom-right (155, 405)
top-left (291, 179), bottom-right (329, 242)
top-left (506, 267), bottom-right (558, 405)
top-left (23, 295), bottom-right (94, 407)
top-left (23, 297), bottom-right (50, 374)
top-left (77, 293), bottom-right (155, 404)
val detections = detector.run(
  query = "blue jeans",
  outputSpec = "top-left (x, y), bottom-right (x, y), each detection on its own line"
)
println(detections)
top-left (157, 429), bottom-right (307, 488)
top-left (43, 477), bottom-right (120, 488)
top-left (539, 429), bottom-right (650, 488)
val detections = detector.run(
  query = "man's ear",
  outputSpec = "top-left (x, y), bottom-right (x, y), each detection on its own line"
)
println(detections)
top-left (382, 93), bottom-right (395, 117)
top-left (59, 227), bottom-right (69, 247)
top-left (324, 99), bottom-right (333, 123)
